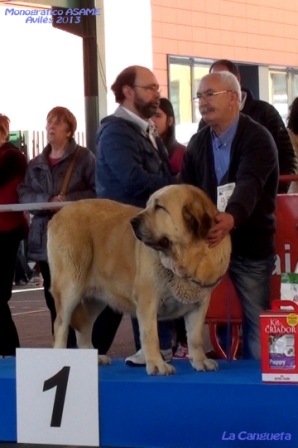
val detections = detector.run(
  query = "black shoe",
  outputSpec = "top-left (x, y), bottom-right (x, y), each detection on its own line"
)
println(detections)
top-left (205, 349), bottom-right (220, 359)
top-left (15, 279), bottom-right (28, 286)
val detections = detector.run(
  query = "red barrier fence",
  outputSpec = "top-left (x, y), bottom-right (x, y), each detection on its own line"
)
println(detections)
top-left (206, 176), bottom-right (298, 359)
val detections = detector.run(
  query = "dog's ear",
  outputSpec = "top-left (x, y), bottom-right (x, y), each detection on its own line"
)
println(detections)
top-left (182, 202), bottom-right (214, 239)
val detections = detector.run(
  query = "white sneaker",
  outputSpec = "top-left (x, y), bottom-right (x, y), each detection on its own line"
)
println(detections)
top-left (125, 348), bottom-right (173, 366)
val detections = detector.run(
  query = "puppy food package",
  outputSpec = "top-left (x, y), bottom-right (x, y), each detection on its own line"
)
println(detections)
top-left (260, 300), bottom-right (298, 383)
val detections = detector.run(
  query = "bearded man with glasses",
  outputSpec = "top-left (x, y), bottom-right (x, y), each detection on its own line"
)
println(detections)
top-left (181, 71), bottom-right (279, 360)
top-left (95, 65), bottom-right (176, 366)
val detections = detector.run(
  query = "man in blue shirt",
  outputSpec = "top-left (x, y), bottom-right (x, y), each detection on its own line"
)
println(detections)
top-left (181, 71), bottom-right (279, 359)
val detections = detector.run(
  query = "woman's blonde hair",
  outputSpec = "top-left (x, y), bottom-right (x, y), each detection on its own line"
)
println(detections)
top-left (0, 114), bottom-right (10, 141)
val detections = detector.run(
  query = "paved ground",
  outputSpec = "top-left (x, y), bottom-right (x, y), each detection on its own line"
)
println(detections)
top-left (10, 284), bottom-right (135, 358)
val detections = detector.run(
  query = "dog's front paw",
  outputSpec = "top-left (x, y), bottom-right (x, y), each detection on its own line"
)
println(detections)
top-left (146, 360), bottom-right (176, 376)
top-left (98, 354), bottom-right (112, 365)
top-left (190, 357), bottom-right (218, 372)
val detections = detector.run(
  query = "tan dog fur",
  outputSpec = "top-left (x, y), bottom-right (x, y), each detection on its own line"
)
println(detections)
top-left (47, 185), bottom-right (231, 375)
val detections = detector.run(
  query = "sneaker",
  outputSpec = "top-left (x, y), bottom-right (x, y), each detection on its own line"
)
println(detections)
top-left (28, 275), bottom-right (43, 287)
top-left (173, 342), bottom-right (189, 359)
top-left (161, 348), bottom-right (173, 363)
top-left (125, 348), bottom-right (173, 366)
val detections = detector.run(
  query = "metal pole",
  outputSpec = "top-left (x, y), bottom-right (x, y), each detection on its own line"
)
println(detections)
top-left (82, 0), bottom-right (99, 153)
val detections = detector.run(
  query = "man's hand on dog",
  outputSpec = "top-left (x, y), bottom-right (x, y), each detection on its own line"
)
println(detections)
top-left (207, 212), bottom-right (234, 248)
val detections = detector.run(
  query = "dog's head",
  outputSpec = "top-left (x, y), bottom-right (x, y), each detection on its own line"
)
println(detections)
top-left (130, 185), bottom-right (231, 286)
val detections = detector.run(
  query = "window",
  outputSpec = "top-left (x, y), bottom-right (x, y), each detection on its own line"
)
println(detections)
top-left (168, 56), bottom-right (298, 142)
top-left (193, 65), bottom-right (210, 122)
top-left (169, 80), bottom-right (180, 124)
top-left (169, 62), bottom-right (192, 125)
top-left (294, 74), bottom-right (298, 98)
top-left (269, 71), bottom-right (288, 123)
top-left (269, 69), bottom-right (298, 124)
top-left (168, 57), bottom-right (211, 143)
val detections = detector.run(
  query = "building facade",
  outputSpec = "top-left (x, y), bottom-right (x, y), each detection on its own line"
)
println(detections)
top-left (100, 0), bottom-right (298, 142)
top-left (148, 0), bottom-right (298, 142)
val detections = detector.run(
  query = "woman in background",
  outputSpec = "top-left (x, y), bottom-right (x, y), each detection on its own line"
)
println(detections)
top-left (287, 98), bottom-right (298, 193)
top-left (18, 107), bottom-right (96, 346)
top-left (0, 114), bottom-right (28, 356)
top-left (152, 97), bottom-right (186, 175)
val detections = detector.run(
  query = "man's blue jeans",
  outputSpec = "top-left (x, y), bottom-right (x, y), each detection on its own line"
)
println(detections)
top-left (131, 318), bottom-right (173, 351)
top-left (229, 254), bottom-right (276, 359)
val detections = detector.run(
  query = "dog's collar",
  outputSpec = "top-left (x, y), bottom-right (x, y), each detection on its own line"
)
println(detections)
top-left (191, 274), bottom-right (225, 289)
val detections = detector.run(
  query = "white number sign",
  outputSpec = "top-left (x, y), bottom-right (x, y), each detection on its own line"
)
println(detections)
top-left (16, 348), bottom-right (99, 446)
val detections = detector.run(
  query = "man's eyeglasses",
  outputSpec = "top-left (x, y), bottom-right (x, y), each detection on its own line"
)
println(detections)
top-left (133, 85), bottom-right (161, 94)
top-left (193, 90), bottom-right (232, 101)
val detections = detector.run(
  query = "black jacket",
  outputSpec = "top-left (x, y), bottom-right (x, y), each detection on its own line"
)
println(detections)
top-left (181, 114), bottom-right (279, 260)
top-left (199, 88), bottom-right (296, 193)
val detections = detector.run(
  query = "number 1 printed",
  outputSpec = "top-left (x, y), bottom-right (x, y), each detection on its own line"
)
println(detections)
top-left (43, 366), bottom-right (70, 427)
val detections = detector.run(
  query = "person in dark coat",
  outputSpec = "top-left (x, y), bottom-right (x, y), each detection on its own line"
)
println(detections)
top-left (0, 114), bottom-right (28, 356)
top-left (18, 107), bottom-right (96, 347)
top-left (96, 65), bottom-right (176, 366)
top-left (182, 71), bottom-right (279, 359)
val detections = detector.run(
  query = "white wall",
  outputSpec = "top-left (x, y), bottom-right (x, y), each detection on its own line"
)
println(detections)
top-left (103, 0), bottom-right (153, 115)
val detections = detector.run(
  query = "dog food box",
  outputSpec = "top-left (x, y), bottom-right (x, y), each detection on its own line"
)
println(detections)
top-left (260, 300), bottom-right (298, 383)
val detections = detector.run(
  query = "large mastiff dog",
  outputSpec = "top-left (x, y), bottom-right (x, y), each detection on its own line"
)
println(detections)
top-left (47, 185), bottom-right (231, 375)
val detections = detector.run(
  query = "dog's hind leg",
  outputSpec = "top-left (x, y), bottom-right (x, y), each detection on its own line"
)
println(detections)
top-left (71, 301), bottom-right (111, 365)
top-left (53, 302), bottom-right (75, 348)
top-left (52, 284), bottom-right (82, 349)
